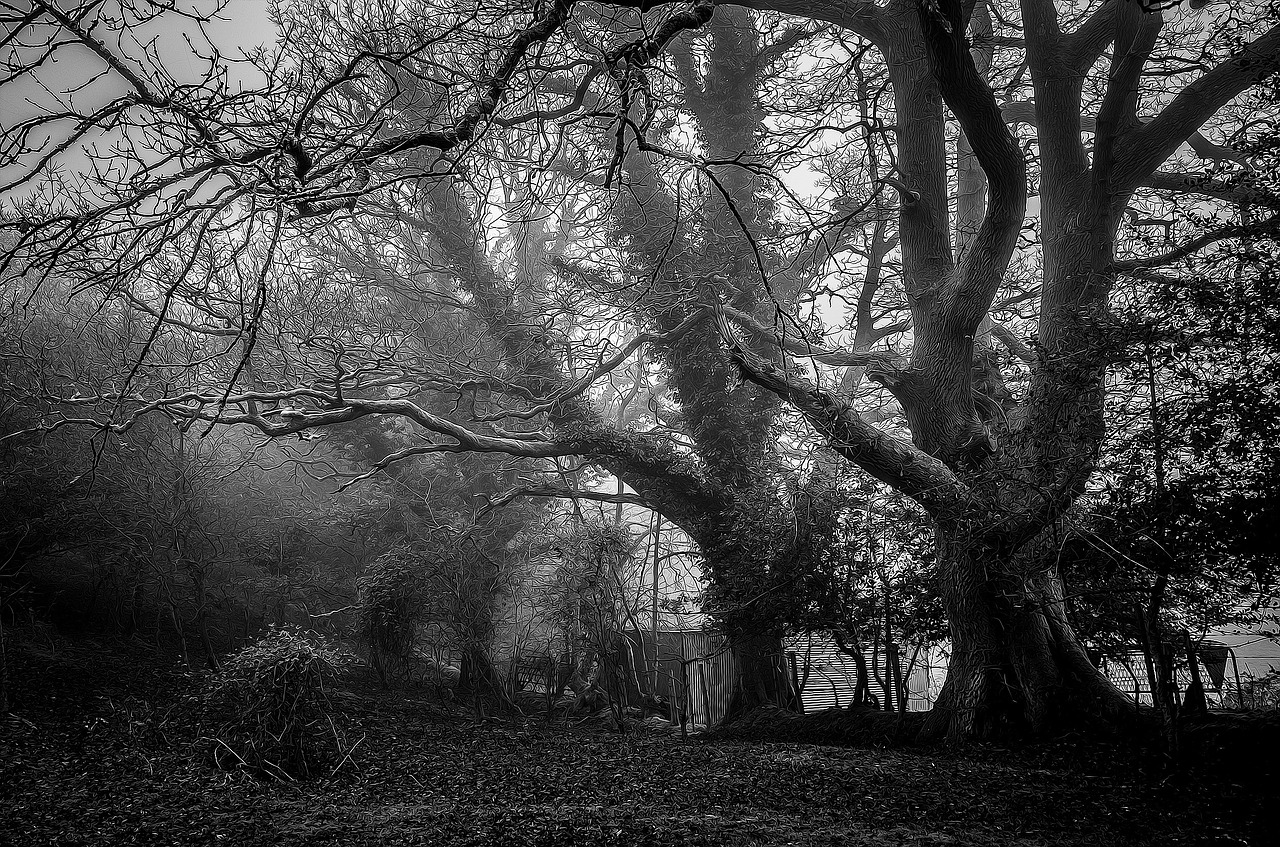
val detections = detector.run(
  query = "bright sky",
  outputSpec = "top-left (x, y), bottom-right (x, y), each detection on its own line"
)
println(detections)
top-left (0, 0), bottom-right (276, 206)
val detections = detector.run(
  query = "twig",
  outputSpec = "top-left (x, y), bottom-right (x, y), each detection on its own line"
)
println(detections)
top-left (330, 733), bottom-right (365, 777)
top-left (7, 712), bottom-right (38, 730)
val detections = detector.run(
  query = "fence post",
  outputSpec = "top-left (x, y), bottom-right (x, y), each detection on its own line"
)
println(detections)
top-left (789, 652), bottom-right (804, 714)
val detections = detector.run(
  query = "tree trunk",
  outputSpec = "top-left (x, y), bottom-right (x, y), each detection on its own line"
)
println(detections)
top-left (834, 633), bottom-right (876, 708)
top-left (457, 643), bottom-right (507, 706)
top-left (852, 649), bottom-right (875, 708)
top-left (0, 602), bottom-right (8, 713)
top-left (723, 631), bottom-right (797, 720)
top-left (920, 528), bottom-right (1141, 743)
top-left (554, 649), bottom-right (577, 697)
top-left (871, 627), bottom-right (890, 711)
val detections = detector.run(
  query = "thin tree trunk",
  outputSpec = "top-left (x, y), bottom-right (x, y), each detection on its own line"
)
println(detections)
top-left (870, 627), bottom-right (889, 711)
top-left (0, 603), bottom-right (8, 712)
top-left (835, 632), bottom-right (875, 708)
top-left (458, 642), bottom-right (508, 708)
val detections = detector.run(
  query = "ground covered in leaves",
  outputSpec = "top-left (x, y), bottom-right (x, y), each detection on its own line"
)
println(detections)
top-left (1, 637), bottom-right (1271, 846)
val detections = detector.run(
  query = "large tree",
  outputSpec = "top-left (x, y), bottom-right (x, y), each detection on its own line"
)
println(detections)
top-left (717, 0), bottom-right (1280, 740)
top-left (3, 0), bottom-right (1278, 740)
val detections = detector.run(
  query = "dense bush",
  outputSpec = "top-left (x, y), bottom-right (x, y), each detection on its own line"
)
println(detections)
top-left (195, 625), bottom-right (350, 779)
top-left (355, 546), bottom-right (428, 685)
top-left (1235, 667), bottom-right (1280, 711)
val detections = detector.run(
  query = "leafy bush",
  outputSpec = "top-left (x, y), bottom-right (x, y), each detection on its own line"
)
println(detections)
top-left (1233, 667), bottom-right (1280, 711)
top-left (195, 625), bottom-right (350, 779)
top-left (356, 545), bottom-right (428, 684)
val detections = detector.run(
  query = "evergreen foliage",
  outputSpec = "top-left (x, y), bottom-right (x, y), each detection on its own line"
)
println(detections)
top-left (355, 545), bottom-right (430, 685)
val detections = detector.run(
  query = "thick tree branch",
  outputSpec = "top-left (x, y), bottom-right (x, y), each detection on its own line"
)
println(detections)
top-left (1142, 171), bottom-right (1280, 212)
top-left (473, 308), bottom-right (713, 422)
top-left (1018, 0), bottom-right (1089, 181)
top-left (415, 157), bottom-right (727, 524)
top-left (716, 310), bottom-right (971, 515)
top-left (731, 0), bottom-right (884, 43)
top-left (1062, 1), bottom-right (1117, 72)
top-left (922, 0), bottom-right (1027, 328)
top-left (363, 0), bottom-right (580, 158)
top-left (1113, 212), bottom-right (1280, 271)
top-left (1004, 102), bottom-right (1255, 170)
top-left (479, 485), bottom-right (656, 517)
top-left (1090, 2), bottom-right (1163, 196)
top-left (884, 22), bottom-right (955, 297)
top-left (49, 382), bottom-right (725, 524)
top-left (989, 323), bottom-right (1036, 363)
top-left (721, 304), bottom-right (907, 377)
top-left (213, 396), bottom-right (582, 456)
top-left (1117, 23), bottom-right (1280, 191)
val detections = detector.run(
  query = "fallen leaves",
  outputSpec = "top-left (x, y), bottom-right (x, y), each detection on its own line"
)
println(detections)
top-left (0, 639), bottom-right (1272, 846)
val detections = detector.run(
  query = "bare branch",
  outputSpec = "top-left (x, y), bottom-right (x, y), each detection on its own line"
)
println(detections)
top-left (1113, 213), bottom-right (1280, 271)
top-left (989, 322), bottom-right (1036, 363)
top-left (720, 304), bottom-right (907, 376)
top-left (472, 308), bottom-right (713, 422)
top-left (1004, 101), bottom-right (1255, 170)
top-left (479, 484), bottom-right (654, 516)
top-left (714, 308), bottom-right (970, 515)
top-left (1118, 23), bottom-right (1280, 191)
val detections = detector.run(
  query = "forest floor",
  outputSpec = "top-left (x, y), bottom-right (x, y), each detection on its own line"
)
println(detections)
top-left (1, 635), bottom-right (1272, 847)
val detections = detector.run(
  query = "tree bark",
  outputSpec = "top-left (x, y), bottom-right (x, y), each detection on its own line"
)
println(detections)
top-left (724, 631), bottom-right (797, 720)
top-left (919, 527), bottom-right (1141, 743)
top-left (834, 633), bottom-right (876, 708)
top-left (457, 642), bottom-right (508, 706)
top-left (0, 603), bottom-right (8, 712)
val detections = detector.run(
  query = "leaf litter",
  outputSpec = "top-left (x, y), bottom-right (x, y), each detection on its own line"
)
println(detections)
top-left (1, 639), bottom-right (1268, 846)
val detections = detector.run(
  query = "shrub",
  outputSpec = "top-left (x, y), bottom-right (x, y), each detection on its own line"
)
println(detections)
top-left (355, 545), bottom-right (428, 684)
top-left (1234, 667), bottom-right (1280, 711)
top-left (195, 625), bottom-right (349, 779)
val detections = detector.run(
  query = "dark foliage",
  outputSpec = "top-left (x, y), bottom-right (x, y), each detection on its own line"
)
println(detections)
top-left (192, 625), bottom-right (351, 778)
top-left (356, 546), bottom-right (431, 685)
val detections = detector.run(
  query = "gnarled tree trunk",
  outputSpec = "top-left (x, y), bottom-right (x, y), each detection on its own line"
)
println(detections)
top-left (920, 525), bottom-right (1142, 743)
top-left (457, 642), bottom-right (510, 708)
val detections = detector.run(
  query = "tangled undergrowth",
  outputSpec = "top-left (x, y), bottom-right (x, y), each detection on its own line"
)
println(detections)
top-left (192, 625), bottom-right (353, 779)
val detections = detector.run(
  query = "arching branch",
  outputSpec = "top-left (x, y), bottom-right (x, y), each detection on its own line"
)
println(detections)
top-left (715, 309), bottom-right (971, 517)
top-left (1117, 23), bottom-right (1280, 192)
top-left (478, 485), bottom-right (657, 518)
top-left (1113, 213), bottom-right (1280, 271)
top-left (720, 304), bottom-right (907, 377)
